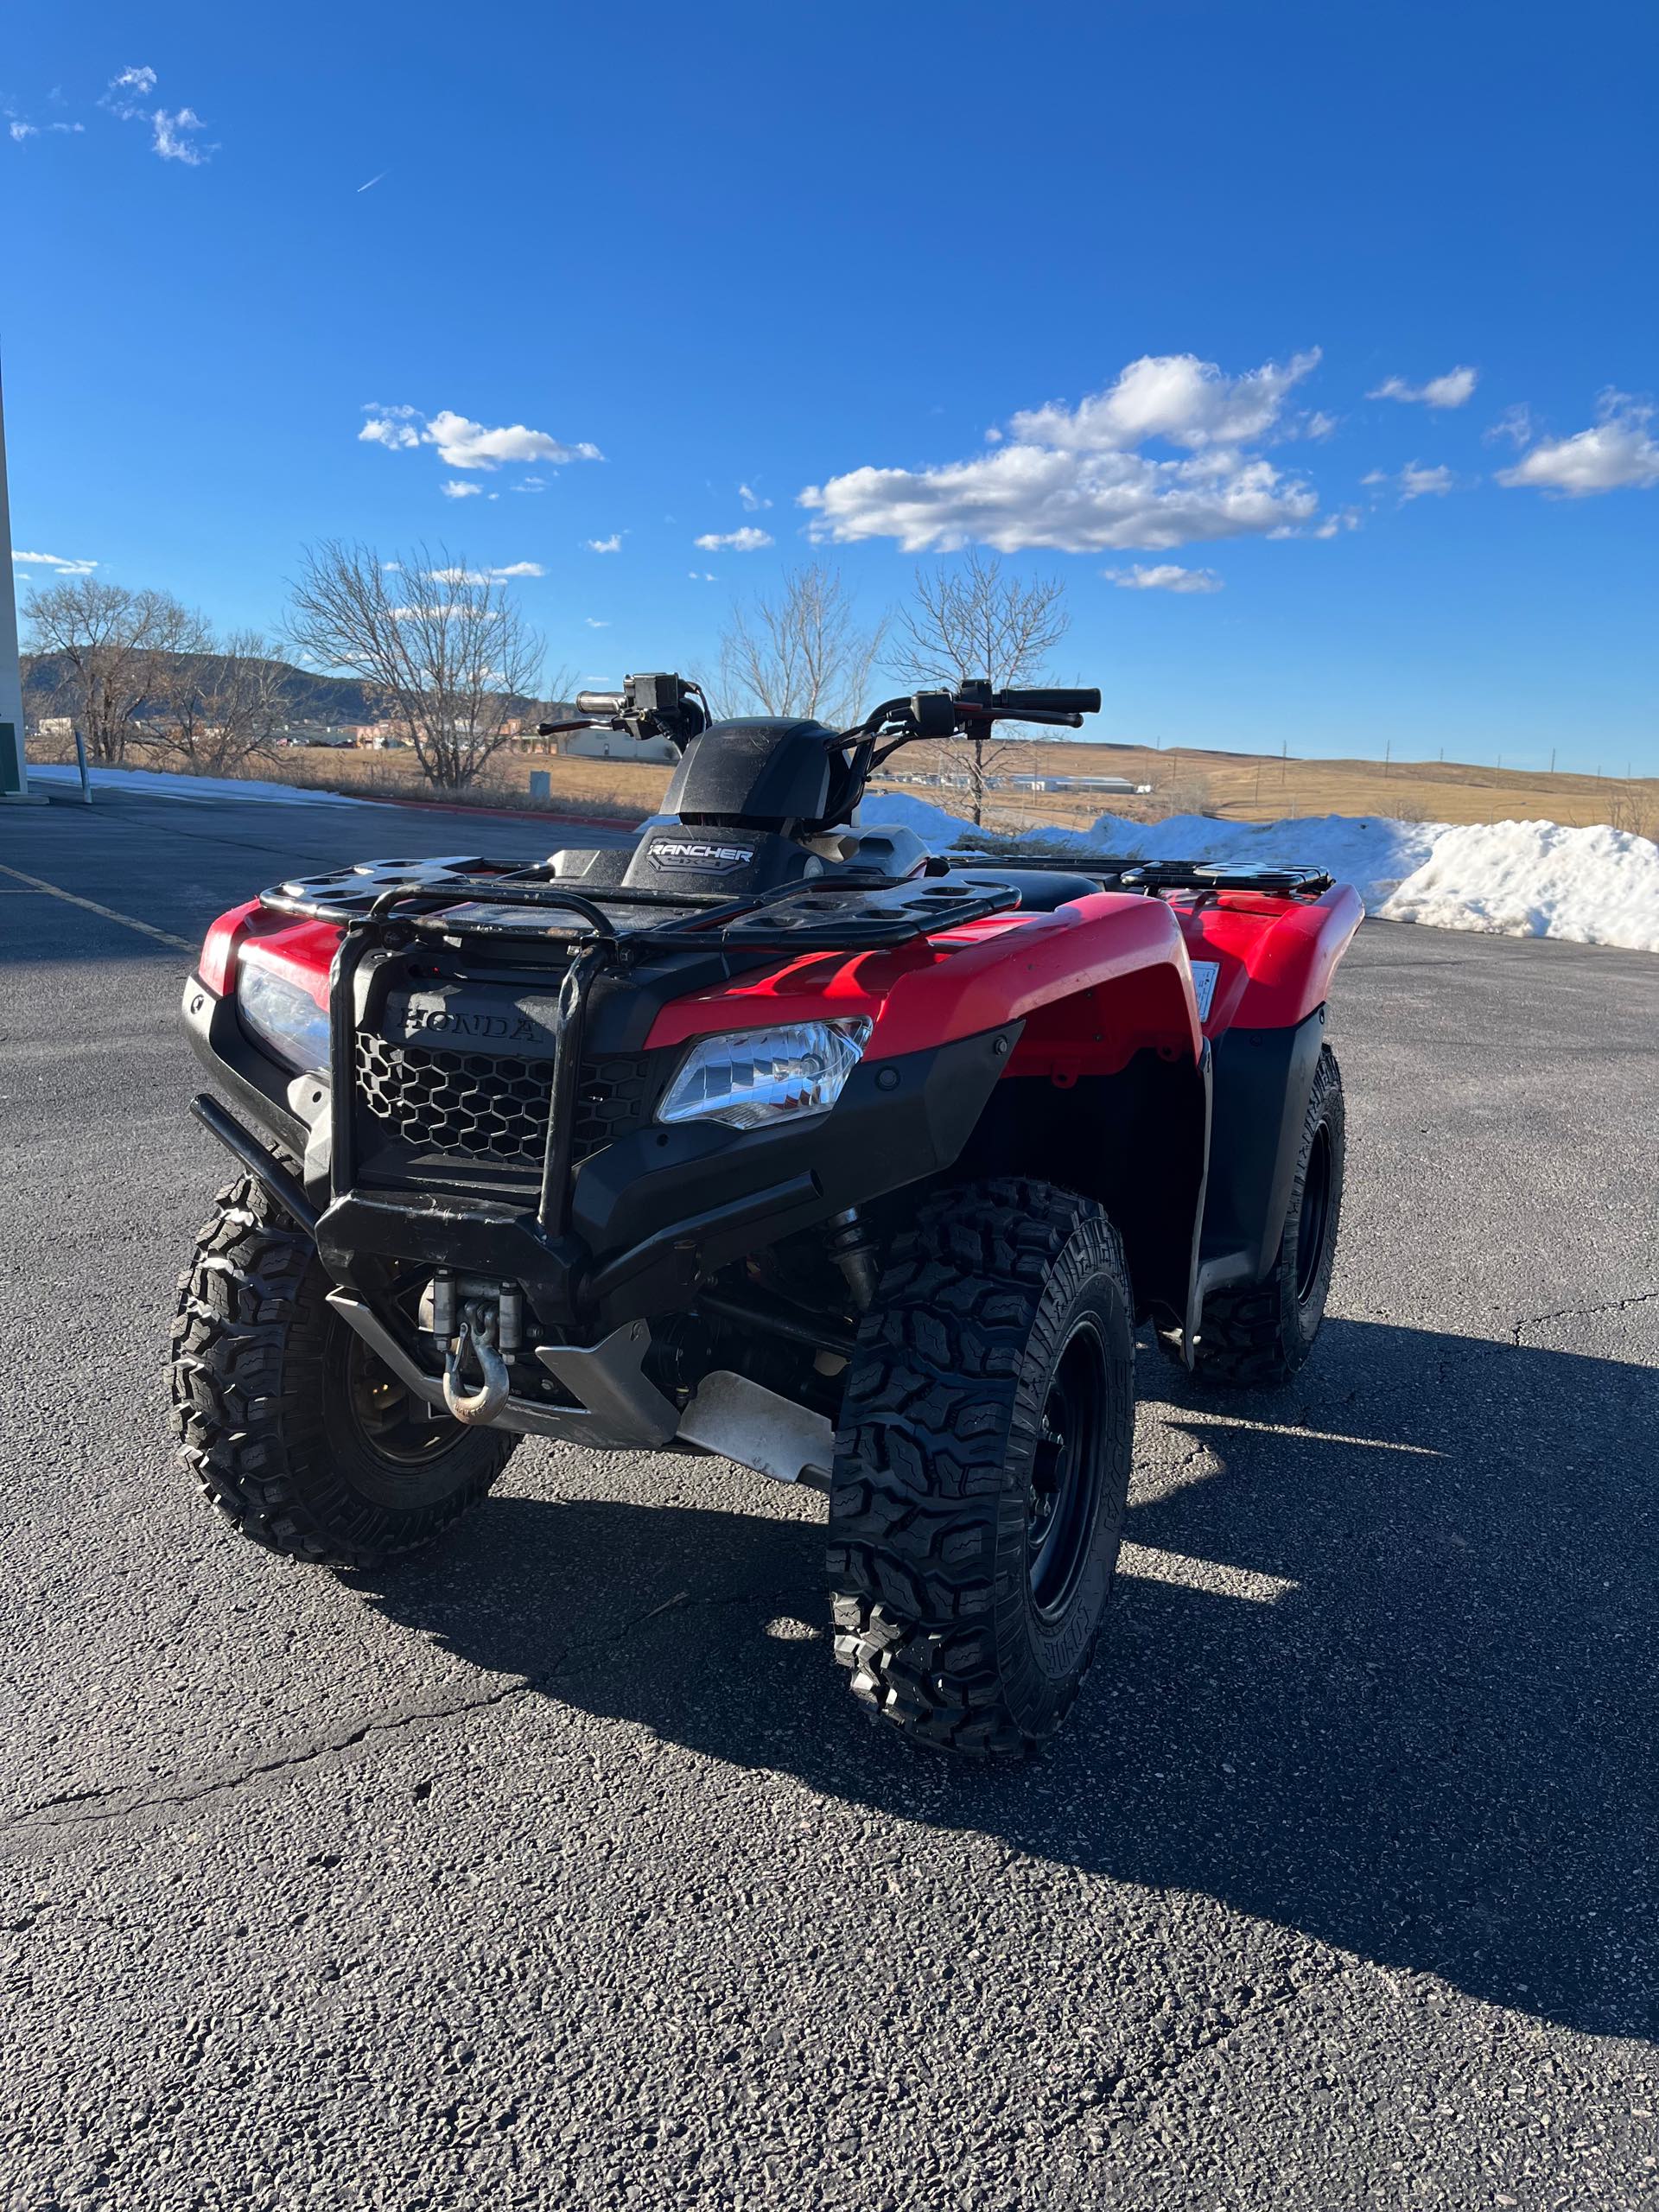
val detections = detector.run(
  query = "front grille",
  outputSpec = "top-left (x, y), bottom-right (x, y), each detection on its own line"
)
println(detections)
top-left (354, 1034), bottom-right (658, 1169)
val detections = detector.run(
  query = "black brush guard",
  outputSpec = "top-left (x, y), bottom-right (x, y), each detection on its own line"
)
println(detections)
top-left (259, 855), bottom-right (1025, 1241)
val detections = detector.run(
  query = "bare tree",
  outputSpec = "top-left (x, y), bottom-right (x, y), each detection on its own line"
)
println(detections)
top-left (894, 550), bottom-right (1071, 825)
top-left (286, 542), bottom-right (545, 790)
top-left (23, 578), bottom-right (205, 762)
top-left (716, 563), bottom-right (887, 728)
top-left (153, 630), bottom-right (286, 775)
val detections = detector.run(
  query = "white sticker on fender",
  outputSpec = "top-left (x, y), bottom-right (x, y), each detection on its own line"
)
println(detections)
top-left (1188, 960), bottom-right (1220, 1021)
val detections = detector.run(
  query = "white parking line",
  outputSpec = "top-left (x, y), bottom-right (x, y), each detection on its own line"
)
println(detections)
top-left (0, 861), bottom-right (194, 953)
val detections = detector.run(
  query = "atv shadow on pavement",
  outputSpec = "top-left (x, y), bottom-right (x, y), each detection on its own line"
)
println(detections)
top-left (353, 1316), bottom-right (1656, 2037)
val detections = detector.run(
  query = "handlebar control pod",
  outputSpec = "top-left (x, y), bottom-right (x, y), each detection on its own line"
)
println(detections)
top-left (575, 690), bottom-right (629, 716)
top-left (990, 688), bottom-right (1103, 715)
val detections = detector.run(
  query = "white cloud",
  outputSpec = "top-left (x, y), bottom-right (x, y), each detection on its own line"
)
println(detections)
top-left (586, 618), bottom-right (610, 628)
top-left (513, 475), bottom-right (546, 493)
top-left (694, 525), bottom-right (773, 551)
top-left (688, 570), bottom-right (717, 582)
top-left (1369, 366), bottom-right (1478, 409)
top-left (423, 408), bottom-right (601, 471)
top-left (102, 67), bottom-right (212, 165)
top-left (1363, 463), bottom-right (1456, 503)
top-left (1304, 410), bottom-right (1339, 441)
top-left (1486, 404), bottom-right (1535, 449)
top-left (586, 535), bottom-right (622, 553)
top-left (1496, 392), bottom-right (1659, 496)
top-left (12, 547), bottom-right (98, 575)
top-left (801, 349), bottom-right (1325, 553)
top-left (151, 107), bottom-right (208, 164)
top-left (1011, 349), bottom-right (1320, 452)
top-left (10, 121), bottom-right (36, 142)
top-left (359, 416), bottom-right (421, 451)
top-left (439, 480), bottom-right (482, 499)
top-left (423, 562), bottom-right (545, 584)
top-left (357, 404), bottom-right (602, 474)
top-left (1104, 563), bottom-right (1223, 593)
top-left (738, 484), bottom-right (772, 511)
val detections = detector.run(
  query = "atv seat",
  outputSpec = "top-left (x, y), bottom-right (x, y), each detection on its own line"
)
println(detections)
top-left (976, 868), bottom-right (1103, 912)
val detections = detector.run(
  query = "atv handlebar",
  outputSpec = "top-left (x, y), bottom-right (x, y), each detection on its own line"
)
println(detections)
top-left (990, 687), bottom-right (1102, 715)
top-left (575, 690), bottom-right (628, 716)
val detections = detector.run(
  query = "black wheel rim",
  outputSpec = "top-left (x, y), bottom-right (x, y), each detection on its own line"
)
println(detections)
top-left (1027, 1319), bottom-right (1109, 1619)
top-left (1295, 1123), bottom-right (1334, 1306)
top-left (343, 1330), bottom-right (457, 1466)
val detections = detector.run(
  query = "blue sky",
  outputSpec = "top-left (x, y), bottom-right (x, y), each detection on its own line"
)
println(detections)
top-left (5, 0), bottom-right (1656, 771)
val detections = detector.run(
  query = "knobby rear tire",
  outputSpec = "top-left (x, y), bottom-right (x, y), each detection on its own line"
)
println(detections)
top-left (827, 1178), bottom-right (1135, 1758)
top-left (1191, 1041), bottom-right (1346, 1388)
top-left (171, 1174), bottom-right (514, 1568)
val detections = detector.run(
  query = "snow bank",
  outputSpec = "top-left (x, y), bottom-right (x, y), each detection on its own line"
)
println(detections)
top-left (29, 761), bottom-right (359, 806)
top-left (1380, 819), bottom-right (1659, 950)
top-left (860, 792), bottom-right (1659, 954)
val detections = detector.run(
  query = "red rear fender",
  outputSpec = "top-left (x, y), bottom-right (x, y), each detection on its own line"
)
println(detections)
top-left (1179, 885), bottom-right (1363, 1034)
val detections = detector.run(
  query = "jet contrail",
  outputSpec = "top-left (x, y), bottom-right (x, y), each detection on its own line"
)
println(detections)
top-left (357, 171), bottom-right (385, 192)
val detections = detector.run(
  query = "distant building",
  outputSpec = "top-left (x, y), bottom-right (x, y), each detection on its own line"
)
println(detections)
top-left (272, 721), bottom-right (357, 748)
top-left (1007, 773), bottom-right (1149, 797)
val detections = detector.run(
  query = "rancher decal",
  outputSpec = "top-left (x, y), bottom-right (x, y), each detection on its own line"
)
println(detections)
top-left (648, 838), bottom-right (756, 874)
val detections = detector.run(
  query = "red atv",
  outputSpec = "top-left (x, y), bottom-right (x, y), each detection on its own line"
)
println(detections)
top-left (174, 675), bottom-right (1359, 1757)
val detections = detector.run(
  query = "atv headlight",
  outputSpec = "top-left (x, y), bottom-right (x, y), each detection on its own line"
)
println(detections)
top-left (658, 1020), bottom-right (872, 1131)
top-left (236, 954), bottom-right (331, 1074)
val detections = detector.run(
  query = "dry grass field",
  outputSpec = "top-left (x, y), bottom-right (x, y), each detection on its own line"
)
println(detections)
top-left (876, 737), bottom-right (1659, 837)
top-left (29, 728), bottom-right (1658, 839)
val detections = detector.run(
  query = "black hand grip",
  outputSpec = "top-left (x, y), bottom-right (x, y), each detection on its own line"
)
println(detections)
top-left (575, 690), bottom-right (627, 715)
top-left (991, 687), bottom-right (1102, 715)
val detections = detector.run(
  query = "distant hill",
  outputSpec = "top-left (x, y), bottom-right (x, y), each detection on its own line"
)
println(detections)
top-left (21, 650), bottom-right (546, 727)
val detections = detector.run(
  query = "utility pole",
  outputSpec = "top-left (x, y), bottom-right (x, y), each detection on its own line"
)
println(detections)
top-left (0, 348), bottom-right (41, 804)
top-left (1549, 748), bottom-right (1556, 774)
top-left (1383, 737), bottom-right (1391, 779)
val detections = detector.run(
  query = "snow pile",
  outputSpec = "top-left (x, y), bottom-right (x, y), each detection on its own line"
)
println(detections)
top-left (861, 791), bottom-right (1443, 907)
top-left (28, 761), bottom-right (359, 806)
top-left (1379, 819), bottom-right (1659, 950)
top-left (860, 792), bottom-right (1659, 954)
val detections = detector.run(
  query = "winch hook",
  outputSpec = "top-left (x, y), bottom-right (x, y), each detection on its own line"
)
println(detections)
top-left (442, 1306), bottom-right (512, 1426)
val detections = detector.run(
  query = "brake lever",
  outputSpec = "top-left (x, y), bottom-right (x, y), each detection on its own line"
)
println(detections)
top-left (955, 706), bottom-right (1084, 729)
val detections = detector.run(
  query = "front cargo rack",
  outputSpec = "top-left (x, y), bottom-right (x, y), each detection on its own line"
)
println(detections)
top-left (260, 855), bottom-right (1023, 952)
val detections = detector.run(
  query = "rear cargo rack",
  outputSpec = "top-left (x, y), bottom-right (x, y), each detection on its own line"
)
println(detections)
top-left (1115, 861), bottom-right (1335, 899)
top-left (944, 852), bottom-right (1335, 900)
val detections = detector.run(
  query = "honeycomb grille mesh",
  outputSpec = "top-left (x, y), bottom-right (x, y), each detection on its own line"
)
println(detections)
top-left (354, 1034), bottom-right (655, 1168)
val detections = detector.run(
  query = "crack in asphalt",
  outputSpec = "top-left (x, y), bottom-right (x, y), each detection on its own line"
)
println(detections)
top-left (4, 1583), bottom-right (785, 1845)
top-left (1511, 1288), bottom-right (1657, 1344)
top-left (7, 1677), bottom-right (537, 1839)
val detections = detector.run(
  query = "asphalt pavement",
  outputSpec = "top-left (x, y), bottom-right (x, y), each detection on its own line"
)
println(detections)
top-left (2, 779), bottom-right (1656, 2211)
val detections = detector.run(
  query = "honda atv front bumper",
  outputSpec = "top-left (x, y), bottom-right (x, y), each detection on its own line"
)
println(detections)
top-left (184, 958), bottom-right (1018, 1452)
